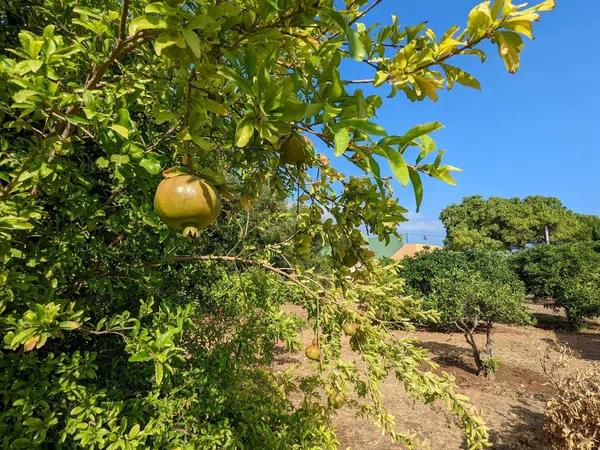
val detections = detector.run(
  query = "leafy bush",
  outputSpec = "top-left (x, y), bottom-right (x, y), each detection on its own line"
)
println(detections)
top-left (402, 249), bottom-right (520, 298)
top-left (401, 250), bottom-right (530, 376)
top-left (512, 243), bottom-right (600, 326)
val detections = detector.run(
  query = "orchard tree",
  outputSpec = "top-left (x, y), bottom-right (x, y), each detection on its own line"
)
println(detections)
top-left (401, 250), bottom-right (530, 376)
top-left (512, 243), bottom-right (600, 327)
top-left (0, 0), bottom-right (553, 448)
top-left (441, 195), bottom-right (600, 250)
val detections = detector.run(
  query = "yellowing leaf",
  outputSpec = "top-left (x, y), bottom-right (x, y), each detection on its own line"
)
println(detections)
top-left (503, 20), bottom-right (534, 39)
top-left (374, 71), bottom-right (388, 87)
top-left (23, 335), bottom-right (40, 352)
top-left (128, 15), bottom-right (168, 36)
top-left (240, 195), bottom-right (251, 211)
top-left (467, 3), bottom-right (493, 40)
top-left (494, 30), bottom-right (524, 73)
top-left (60, 321), bottom-right (81, 330)
top-left (110, 124), bottom-right (130, 139)
top-left (334, 128), bottom-right (350, 157)
top-left (235, 116), bottom-right (254, 148)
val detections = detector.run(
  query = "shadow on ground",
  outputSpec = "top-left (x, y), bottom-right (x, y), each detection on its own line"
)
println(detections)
top-left (544, 331), bottom-right (600, 361)
top-left (489, 400), bottom-right (550, 450)
top-left (418, 340), bottom-right (479, 375)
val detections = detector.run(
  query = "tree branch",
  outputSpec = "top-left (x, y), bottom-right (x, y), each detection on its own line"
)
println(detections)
top-left (118, 0), bottom-right (131, 42)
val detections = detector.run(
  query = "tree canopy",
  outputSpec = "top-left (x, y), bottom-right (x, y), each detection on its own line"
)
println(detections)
top-left (441, 195), bottom-right (600, 250)
top-left (512, 242), bottom-right (600, 326)
top-left (400, 249), bottom-right (529, 375)
top-left (0, 0), bottom-right (554, 447)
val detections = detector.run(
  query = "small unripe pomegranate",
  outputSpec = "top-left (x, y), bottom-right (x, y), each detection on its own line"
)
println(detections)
top-left (328, 392), bottom-right (345, 409)
top-left (154, 174), bottom-right (220, 238)
top-left (305, 343), bottom-right (320, 361)
top-left (341, 252), bottom-right (359, 268)
top-left (342, 322), bottom-right (358, 336)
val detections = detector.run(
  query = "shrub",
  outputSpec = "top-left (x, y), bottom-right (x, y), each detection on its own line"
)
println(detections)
top-left (540, 344), bottom-right (600, 449)
top-left (401, 250), bottom-right (530, 376)
top-left (512, 243), bottom-right (600, 326)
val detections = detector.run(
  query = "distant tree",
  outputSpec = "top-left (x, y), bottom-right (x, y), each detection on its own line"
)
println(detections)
top-left (441, 196), bottom-right (600, 250)
top-left (401, 250), bottom-right (530, 376)
top-left (512, 243), bottom-right (600, 327)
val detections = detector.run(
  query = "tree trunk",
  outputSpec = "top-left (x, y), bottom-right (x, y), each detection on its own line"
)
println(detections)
top-left (461, 327), bottom-right (484, 375)
top-left (481, 322), bottom-right (494, 377)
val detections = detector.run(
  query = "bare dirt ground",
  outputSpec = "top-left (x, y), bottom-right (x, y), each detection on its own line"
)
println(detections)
top-left (279, 303), bottom-right (600, 449)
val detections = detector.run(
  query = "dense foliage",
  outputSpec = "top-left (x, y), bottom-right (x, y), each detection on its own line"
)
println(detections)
top-left (0, 0), bottom-right (553, 447)
top-left (512, 243), bottom-right (600, 326)
top-left (401, 250), bottom-right (529, 376)
top-left (441, 195), bottom-right (600, 250)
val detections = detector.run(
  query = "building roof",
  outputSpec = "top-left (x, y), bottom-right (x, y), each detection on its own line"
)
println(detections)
top-left (390, 243), bottom-right (442, 260)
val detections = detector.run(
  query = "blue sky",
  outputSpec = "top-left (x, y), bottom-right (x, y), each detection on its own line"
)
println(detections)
top-left (326, 1), bottom-right (600, 245)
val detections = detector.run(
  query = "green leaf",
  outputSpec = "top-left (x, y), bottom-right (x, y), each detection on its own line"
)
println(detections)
top-left (96, 157), bottom-right (109, 169)
top-left (13, 60), bottom-right (43, 75)
top-left (379, 122), bottom-right (443, 148)
top-left (145, 2), bottom-right (178, 15)
top-left (155, 110), bottom-right (179, 124)
top-left (217, 66), bottom-right (253, 94)
top-left (110, 124), bottom-right (130, 139)
top-left (129, 350), bottom-right (153, 363)
top-left (334, 128), bottom-right (350, 156)
top-left (337, 119), bottom-right (387, 137)
top-left (10, 328), bottom-right (36, 348)
top-left (155, 362), bottom-right (164, 385)
top-left (128, 16), bottom-right (168, 35)
top-left (408, 167), bottom-right (424, 211)
top-left (140, 158), bottom-right (162, 174)
top-left (235, 116), bottom-right (254, 147)
top-left (154, 32), bottom-right (185, 56)
top-left (494, 30), bottom-right (524, 73)
top-left (383, 146), bottom-right (409, 186)
top-left (73, 6), bottom-right (102, 19)
top-left (347, 27), bottom-right (366, 61)
top-left (182, 28), bottom-right (202, 58)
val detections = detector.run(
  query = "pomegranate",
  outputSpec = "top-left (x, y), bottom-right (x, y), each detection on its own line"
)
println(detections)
top-left (342, 322), bottom-right (358, 336)
top-left (304, 343), bottom-right (320, 361)
top-left (279, 133), bottom-right (313, 165)
top-left (154, 174), bottom-right (220, 238)
top-left (328, 392), bottom-right (345, 409)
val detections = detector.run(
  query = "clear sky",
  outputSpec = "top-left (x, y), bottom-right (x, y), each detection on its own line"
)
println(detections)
top-left (325, 1), bottom-right (600, 245)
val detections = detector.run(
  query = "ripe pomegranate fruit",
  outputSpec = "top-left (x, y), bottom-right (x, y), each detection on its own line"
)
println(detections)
top-left (305, 343), bottom-right (320, 361)
top-left (154, 174), bottom-right (220, 238)
top-left (279, 133), bottom-right (312, 165)
top-left (342, 322), bottom-right (358, 336)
